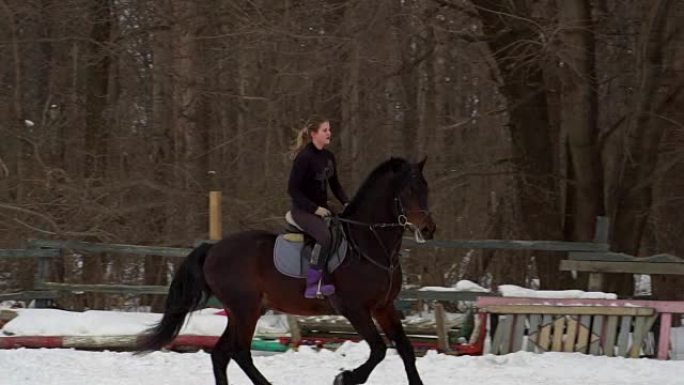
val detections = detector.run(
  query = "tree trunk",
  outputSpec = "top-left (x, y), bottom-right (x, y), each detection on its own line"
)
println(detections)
top-left (559, 0), bottom-right (603, 242)
top-left (474, 0), bottom-right (566, 289)
top-left (170, 0), bottom-right (207, 240)
top-left (609, 0), bottom-right (674, 296)
top-left (0, 0), bottom-right (26, 203)
top-left (84, 0), bottom-right (112, 181)
top-left (555, 0), bottom-right (603, 290)
top-left (82, 0), bottom-right (113, 310)
top-left (146, 0), bottom-right (174, 311)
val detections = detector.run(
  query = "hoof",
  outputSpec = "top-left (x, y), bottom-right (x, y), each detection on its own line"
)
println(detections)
top-left (333, 370), bottom-right (353, 385)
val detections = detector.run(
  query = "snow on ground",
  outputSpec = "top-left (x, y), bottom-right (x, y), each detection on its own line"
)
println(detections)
top-left (2, 306), bottom-right (684, 384)
top-left (1, 343), bottom-right (683, 385)
top-left (1, 308), bottom-right (288, 338)
top-left (1, 307), bottom-right (464, 340)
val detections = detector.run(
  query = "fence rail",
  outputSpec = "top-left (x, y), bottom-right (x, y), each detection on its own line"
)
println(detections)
top-left (27, 239), bottom-right (191, 258)
top-left (35, 282), bottom-right (170, 295)
top-left (0, 248), bottom-right (61, 258)
top-left (403, 238), bottom-right (609, 252)
top-left (0, 291), bottom-right (60, 301)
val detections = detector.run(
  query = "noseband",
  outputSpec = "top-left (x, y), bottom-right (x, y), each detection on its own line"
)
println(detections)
top-left (394, 197), bottom-right (431, 244)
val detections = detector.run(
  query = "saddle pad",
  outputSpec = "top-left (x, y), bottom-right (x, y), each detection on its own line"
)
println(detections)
top-left (273, 235), bottom-right (348, 278)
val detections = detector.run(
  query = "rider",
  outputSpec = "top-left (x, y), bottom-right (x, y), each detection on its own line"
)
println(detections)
top-left (288, 116), bottom-right (349, 298)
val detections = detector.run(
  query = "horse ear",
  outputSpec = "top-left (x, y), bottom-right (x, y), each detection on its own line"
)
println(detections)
top-left (417, 156), bottom-right (427, 172)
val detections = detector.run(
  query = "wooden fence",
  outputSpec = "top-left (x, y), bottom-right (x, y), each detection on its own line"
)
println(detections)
top-left (0, 222), bottom-right (611, 306)
top-left (0, 239), bottom-right (190, 307)
top-left (2, 216), bottom-right (683, 306)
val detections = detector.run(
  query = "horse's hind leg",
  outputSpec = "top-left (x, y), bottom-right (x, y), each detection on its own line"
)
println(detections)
top-left (373, 305), bottom-right (423, 385)
top-left (211, 316), bottom-right (233, 385)
top-left (228, 296), bottom-right (273, 385)
top-left (334, 305), bottom-right (387, 385)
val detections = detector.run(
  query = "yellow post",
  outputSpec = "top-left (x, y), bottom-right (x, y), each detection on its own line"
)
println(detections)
top-left (208, 171), bottom-right (222, 241)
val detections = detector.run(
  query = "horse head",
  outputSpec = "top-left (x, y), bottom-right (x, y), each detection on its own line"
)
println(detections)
top-left (343, 156), bottom-right (436, 243)
top-left (394, 156), bottom-right (436, 242)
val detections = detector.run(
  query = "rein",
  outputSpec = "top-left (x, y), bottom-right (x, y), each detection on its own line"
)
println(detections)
top-left (337, 215), bottom-right (403, 271)
top-left (336, 197), bottom-right (430, 304)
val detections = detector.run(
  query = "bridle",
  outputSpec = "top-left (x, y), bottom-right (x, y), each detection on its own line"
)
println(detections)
top-left (336, 196), bottom-right (431, 270)
top-left (336, 195), bottom-right (431, 303)
top-left (394, 196), bottom-right (432, 244)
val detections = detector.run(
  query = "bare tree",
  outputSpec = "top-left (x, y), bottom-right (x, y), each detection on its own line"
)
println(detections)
top-left (2, 0), bottom-right (683, 307)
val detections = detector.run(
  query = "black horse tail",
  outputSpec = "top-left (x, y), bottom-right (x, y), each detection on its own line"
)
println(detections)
top-left (136, 242), bottom-right (213, 354)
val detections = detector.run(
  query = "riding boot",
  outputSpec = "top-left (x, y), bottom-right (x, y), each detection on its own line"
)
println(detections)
top-left (304, 244), bottom-right (335, 298)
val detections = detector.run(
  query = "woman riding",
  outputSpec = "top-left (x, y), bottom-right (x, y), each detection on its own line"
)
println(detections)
top-left (288, 116), bottom-right (349, 298)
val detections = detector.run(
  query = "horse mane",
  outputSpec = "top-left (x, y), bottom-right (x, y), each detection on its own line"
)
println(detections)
top-left (344, 157), bottom-right (411, 214)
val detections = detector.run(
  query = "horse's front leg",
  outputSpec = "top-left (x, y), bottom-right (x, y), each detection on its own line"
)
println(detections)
top-left (373, 305), bottom-right (423, 385)
top-left (333, 305), bottom-right (387, 385)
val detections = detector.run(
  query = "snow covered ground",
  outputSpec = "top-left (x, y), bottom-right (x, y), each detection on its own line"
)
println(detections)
top-left (2, 343), bottom-right (683, 385)
top-left (1, 307), bottom-right (289, 338)
top-left (2, 305), bottom-right (684, 385)
top-left (1, 281), bottom-right (682, 384)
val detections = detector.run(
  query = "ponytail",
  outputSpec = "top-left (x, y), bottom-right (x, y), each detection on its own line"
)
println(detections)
top-left (289, 116), bottom-right (328, 159)
top-left (289, 127), bottom-right (311, 159)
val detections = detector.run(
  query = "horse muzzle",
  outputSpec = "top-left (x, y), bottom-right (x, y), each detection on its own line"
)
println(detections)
top-left (420, 220), bottom-right (436, 241)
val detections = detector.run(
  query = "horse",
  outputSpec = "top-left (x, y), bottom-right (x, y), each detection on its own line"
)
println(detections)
top-left (136, 157), bottom-right (436, 385)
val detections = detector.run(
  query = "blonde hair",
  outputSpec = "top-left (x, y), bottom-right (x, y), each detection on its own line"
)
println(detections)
top-left (289, 116), bottom-right (328, 159)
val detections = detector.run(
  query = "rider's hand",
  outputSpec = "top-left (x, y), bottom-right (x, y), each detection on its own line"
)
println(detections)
top-left (315, 206), bottom-right (332, 217)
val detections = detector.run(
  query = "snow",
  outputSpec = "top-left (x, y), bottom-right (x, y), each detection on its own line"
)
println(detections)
top-left (1, 344), bottom-right (682, 385)
top-left (1, 308), bottom-right (288, 338)
top-left (416, 280), bottom-right (617, 299)
top-left (419, 280), bottom-right (490, 292)
top-left (1, 306), bottom-right (684, 384)
top-left (452, 280), bottom-right (489, 292)
top-left (498, 284), bottom-right (617, 299)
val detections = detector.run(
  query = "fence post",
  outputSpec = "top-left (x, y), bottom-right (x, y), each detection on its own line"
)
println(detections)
top-left (208, 170), bottom-right (222, 241)
top-left (287, 315), bottom-right (302, 350)
top-left (434, 303), bottom-right (451, 352)
top-left (32, 247), bottom-right (57, 308)
top-left (588, 216), bottom-right (610, 291)
top-left (593, 216), bottom-right (610, 244)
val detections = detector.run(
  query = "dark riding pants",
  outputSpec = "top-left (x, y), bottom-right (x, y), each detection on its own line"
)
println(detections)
top-left (291, 207), bottom-right (331, 269)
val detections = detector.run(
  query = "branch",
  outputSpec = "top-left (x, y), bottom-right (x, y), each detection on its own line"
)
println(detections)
top-left (430, 0), bottom-right (479, 18)
top-left (0, 155), bottom-right (8, 178)
top-left (0, 203), bottom-right (60, 233)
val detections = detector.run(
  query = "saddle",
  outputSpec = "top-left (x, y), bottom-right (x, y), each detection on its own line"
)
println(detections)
top-left (273, 211), bottom-right (348, 278)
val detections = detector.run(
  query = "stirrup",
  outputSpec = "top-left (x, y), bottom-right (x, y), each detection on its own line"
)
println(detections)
top-left (305, 279), bottom-right (326, 299)
top-left (305, 277), bottom-right (335, 299)
top-left (315, 280), bottom-right (324, 299)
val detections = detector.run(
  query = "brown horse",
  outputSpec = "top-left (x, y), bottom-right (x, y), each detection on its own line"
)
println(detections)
top-left (136, 157), bottom-right (436, 385)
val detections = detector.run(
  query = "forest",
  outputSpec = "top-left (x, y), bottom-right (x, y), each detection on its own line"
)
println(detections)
top-left (1, 0), bottom-right (683, 309)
